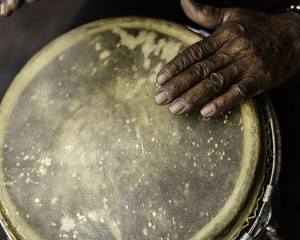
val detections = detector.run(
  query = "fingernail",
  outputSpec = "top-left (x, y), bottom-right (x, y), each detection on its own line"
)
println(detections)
top-left (201, 103), bottom-right (216, 116)
top-left (169, 100), bottom-right (185, 114)
top-left (155, 91), bottom-right (169, 104)
top-left (156, 70), bottom-right (168, 85)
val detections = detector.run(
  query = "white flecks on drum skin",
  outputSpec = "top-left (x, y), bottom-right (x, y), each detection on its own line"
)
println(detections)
top-left (99, 50), bottom-right (111, 59)
top-left (77, 213), bottom-right (87, 224)
top-left (64, 145), bottom-right (75, 153)
top-left (95, 42), bottom-right (101, 51)
top-left (184, 182), bottom-right (190, 196)
top-left (35, 156), bottom-right (52, 177)
top-left (4, 152), bottom-right (52, 186)
top-left (72, 231), bottom-right (78, 239)
top-left (51, 197), bottom-right (58, 205)
top-left (143, 227), bottom-right (148, 236)
top-left (71, 62), bottom-right (79, 71)
top-left (91, 67), bottom-right (97, 76)
top-left (59, 55), bottom-right (64, 61)
top-left (60, 215), bottom-right (76, 232)
top-left (59, 233), bottom-right (69, 238)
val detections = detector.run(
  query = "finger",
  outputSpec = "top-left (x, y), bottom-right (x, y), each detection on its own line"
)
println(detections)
top-left (0, 0), bottom-right (24, 16)
top-left (155, 51), bottom-right (234, 105)
top-left (0, 1), bottom-right (11, 16)
top-left (200, 77), bottom-right (258, 117)
top-left (6, 0), bottom-right (23, 11)
top-left (166, 64), bottom-right (240, 114)
top-left (180, 0), bottom-right (233, 29)
top-left (156, 32), bottom-right (226, 86)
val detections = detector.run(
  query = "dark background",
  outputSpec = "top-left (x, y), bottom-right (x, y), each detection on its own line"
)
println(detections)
top-left (0, 0), bottom-right (299, 239)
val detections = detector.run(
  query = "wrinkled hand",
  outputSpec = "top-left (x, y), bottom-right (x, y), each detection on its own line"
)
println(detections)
top-left (155, 0), bottom-right (300, 117)
top-left (0, 0), bottom-right (39, 16)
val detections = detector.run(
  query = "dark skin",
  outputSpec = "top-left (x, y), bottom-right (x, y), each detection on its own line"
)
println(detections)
top-left (155, 0), bottom-right (300, 117)
top-left (0, 0), bottom-right (38, 16)
top-left (2, 0), bottom-right (300, 117)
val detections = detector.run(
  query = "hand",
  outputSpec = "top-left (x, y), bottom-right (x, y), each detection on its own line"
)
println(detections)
top-left (0, 0), bottom-right (39, 17)
top-left (155, 0), bottom-right (300, 117)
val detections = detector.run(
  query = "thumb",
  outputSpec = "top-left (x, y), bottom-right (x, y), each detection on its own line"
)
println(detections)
top-left (180, 0), bottom-right (232, 29)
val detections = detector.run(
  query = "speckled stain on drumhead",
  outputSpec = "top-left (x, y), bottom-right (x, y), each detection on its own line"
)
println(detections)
top-left (0, 18), bottom-right (264, 240)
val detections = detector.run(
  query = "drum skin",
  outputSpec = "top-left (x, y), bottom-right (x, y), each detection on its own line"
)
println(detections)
top-left (0, 17), bottom-right (266, 240)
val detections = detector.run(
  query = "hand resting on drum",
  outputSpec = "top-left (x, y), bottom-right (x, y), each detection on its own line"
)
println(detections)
top-left (155, 0), bottom-right (300, 117)
top-left (0, 0), bottom-right (38, 16)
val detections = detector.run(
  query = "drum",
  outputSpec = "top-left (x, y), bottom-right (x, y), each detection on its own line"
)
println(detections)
top-left (0, 17), bottom-right (280, 240)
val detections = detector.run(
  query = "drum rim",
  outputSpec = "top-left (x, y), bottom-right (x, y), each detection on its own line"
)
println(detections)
top-left (0, 17), bottom-right (265, 240)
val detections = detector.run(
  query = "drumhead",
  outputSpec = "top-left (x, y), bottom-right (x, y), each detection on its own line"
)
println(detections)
top-left (0, 17), bottom-right (266, 240)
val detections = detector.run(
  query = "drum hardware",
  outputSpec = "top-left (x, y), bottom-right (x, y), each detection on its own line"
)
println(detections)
top-left (185, 25), bottom-right (210, 37)
top-left (0, 217), bottom-right (13, 240)
top-left (236, 95), bottom-right (281, 240)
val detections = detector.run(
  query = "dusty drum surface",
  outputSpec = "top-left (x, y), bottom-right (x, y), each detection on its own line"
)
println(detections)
top-left (0, 18), bottom-right (268, 240)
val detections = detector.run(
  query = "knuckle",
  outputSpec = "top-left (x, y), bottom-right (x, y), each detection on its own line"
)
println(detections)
top-left (228, 22), bottom-right (246, 35)
top-left (231, 64), bottom-right (240, 75)
top-left (202, 6), bottom-right (224, 27)
top-left (231, 22), bottom-right (246, 33)
top-left (231, 84), bottom-right (247, 99)
top-left (207, 72), bottom-right (225, 90)
top-left (187, 64), bottom-right (203, 79)
top-left (216, 84), bottom-right (247, 108)
top-left (166, 57), bottom-right (187, 76)
top-left (201, 5), bottom-right (217, 19)
top-left (163, 78), bottom-right (189, 98)
top-left (216, 94), bottom-right (233, 108)
top-left (224, 7), bottom-right (241, 20)
top-left (173, 77), bottom-right (191, 91)
top-left (216, 51), bottom-right (233, 63)
top-left (193, 61), bottom-right (212, 78)
top-left (222, 22), bottom-right (246, 40)
top-left (186, 42), bottom-right (205, 60)
top-left (232, 37), bottom-right (250, 52)
top-left (7, 0), bottom-right (21, 10)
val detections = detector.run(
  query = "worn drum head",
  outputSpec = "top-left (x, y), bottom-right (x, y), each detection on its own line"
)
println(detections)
top-left (0, 18), bottom-right (266, 240)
